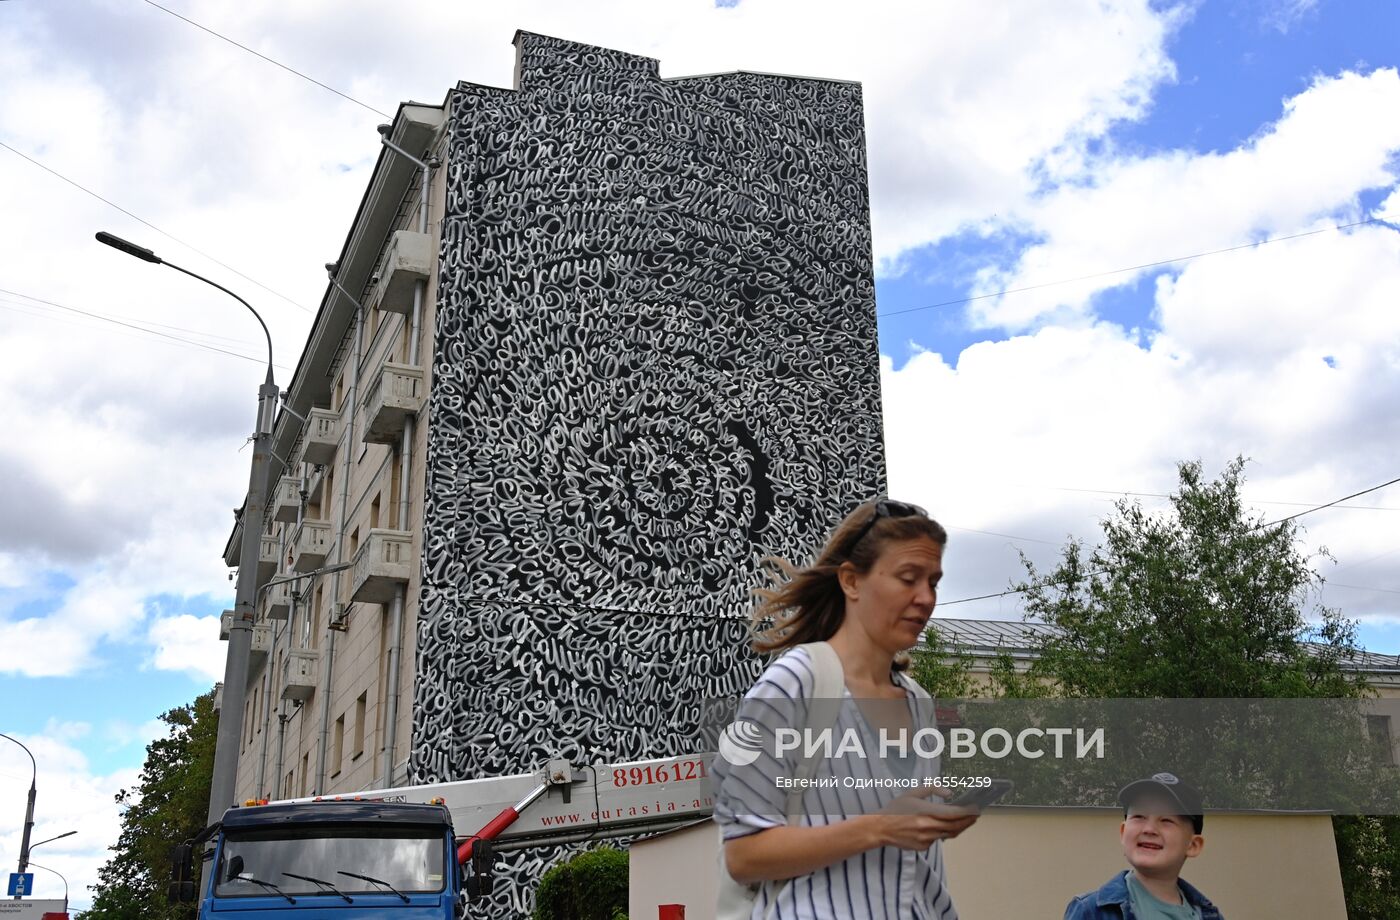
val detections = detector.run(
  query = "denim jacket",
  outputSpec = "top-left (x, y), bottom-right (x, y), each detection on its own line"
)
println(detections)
top-left (1064, 871), bottom-right (1224, 920)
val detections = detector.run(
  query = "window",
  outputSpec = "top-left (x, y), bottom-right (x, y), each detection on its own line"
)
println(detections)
top-left (284, 770), bottom-right (294, 800)
top-left (332, 715), bottom-right (345, 776)
top-left (370, 494), bottom-right (381, 530)
top-left (354, 692), bottom-right (367, 758)
top-left (299, 753), bottom-right (309, 798)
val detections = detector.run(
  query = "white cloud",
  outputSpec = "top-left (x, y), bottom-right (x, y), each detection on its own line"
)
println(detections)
top-left (885, 221), bottom-right (1400, 623)
top-left (971, 68), bottom-right (1400, 329)
top-left (1377, 187), bottom-right (1400, 224)
top-left (1261, 0), bottom-right (1321, 34)
top-left (148, 614), bottom-right (227, 683)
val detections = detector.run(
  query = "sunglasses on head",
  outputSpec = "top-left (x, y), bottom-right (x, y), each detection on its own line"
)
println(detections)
top-left (847, 499), bottom-right (929, 552)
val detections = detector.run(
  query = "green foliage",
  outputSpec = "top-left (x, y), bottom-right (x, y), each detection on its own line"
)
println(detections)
top-left (531, 846), bottom-right (629, 920)
top-left (1334, 815), bottom-right (1400, 919)
top-left (909, 624), bottom-right (978, 699)
top-left (82, 691), bottom-right (217, 920)
top-left (1015, 457), bottom-right (1364, 699)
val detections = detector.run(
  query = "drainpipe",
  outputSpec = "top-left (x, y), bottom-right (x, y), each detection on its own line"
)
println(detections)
top-left (274, 585), bottom-right (300, 799)
top-left (315, 267), bottom-right (366, 794)
top-left (254, 585), bottom-right (279, 797)
top-left (375, 121), bottom-right (435, 789)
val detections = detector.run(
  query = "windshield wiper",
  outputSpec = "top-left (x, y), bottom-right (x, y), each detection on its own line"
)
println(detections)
top-left (237, 875), bottom-right (296, 904)
top-left (339, 870), bottom-right (411, 903)
top-left (283, 872), bottom-right (353, 903)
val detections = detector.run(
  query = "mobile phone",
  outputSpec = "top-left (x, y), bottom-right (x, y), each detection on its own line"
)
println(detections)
top-left (946, 779), bottom-right (1013, 808)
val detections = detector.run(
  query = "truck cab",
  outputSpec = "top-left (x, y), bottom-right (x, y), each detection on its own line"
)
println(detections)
top-left (179, 801), bottom-right (460, 919)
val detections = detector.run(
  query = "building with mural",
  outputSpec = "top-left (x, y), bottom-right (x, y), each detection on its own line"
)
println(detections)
top-left (221, 30), bottom-right (884, 913)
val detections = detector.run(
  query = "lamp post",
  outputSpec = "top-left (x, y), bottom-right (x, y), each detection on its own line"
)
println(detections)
top-left (95, 231), bottom-right (279, 825)
top-left (25, 862), bottom-right (67, 914)
top-left (0, 733), bottom-right (35, 900)
top-left (25, 831), bottom-right (74, 909)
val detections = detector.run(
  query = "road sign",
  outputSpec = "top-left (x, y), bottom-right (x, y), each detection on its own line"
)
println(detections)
top-left (0, 899), bottom-right (64, 919)
top-left (5, 875), bottom-right (33, 897)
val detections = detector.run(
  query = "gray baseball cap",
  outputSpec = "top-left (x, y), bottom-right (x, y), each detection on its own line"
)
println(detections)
top-left (1118, 772), bottom-right (1204, 833)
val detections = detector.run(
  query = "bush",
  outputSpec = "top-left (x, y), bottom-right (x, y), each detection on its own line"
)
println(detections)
top-left (531, 846), bottom-right (629, 920)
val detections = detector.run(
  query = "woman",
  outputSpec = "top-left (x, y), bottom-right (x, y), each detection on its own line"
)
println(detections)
top-left (713, 500), bottom-right (977, 919)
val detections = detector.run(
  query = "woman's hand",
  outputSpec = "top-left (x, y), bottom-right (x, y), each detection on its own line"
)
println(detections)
top-left (724, 787), bottom-right (979, 884)
top-left (871, 786), bottom-right (980, 850)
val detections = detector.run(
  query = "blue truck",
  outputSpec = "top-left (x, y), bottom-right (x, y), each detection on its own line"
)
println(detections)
top-left (172, 800), bottom-right (465, 920)
top-left (168, 755), bottom-right (714, 918)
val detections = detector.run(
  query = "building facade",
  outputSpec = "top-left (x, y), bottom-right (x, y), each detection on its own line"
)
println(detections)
top-left (221, 30), bottom-right (885, 913)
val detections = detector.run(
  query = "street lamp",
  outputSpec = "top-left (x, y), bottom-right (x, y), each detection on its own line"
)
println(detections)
top-left (25, 862), bottom-right (67, 914)
top-left (95, 231), bottom-right (279, 825)
top-left (0, 733), bottom-right (35, 900)
top-left (28, 831), bottom-right (76, 854)
top-left (24, 832), bottom-right (74, 913)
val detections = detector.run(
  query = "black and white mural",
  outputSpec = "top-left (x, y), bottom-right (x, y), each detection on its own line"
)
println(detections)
top-left (413, 32), bottom-right (885, 912)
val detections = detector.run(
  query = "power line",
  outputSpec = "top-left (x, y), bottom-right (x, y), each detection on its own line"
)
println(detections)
top-left (1263, 475), bottom-right (1400, 527)
top-left (0, 288), bottom-right (292, 370)
top-left (945, 524), bottom-right (1059, 546)
top-left (139, 0), bottom-right (390, 119)
top-left (0, 140), bottom-right (312, 315)
top-left (1049, 485), bottom-right (1398, 512)
top-left (1326, 583), bottom-right (1400, 597)
top-left (940, 471), bottom-right (1400, 607)
top-left (877, 217), bottom-right (1384, 319)
top-left (0, 287), bottom-right (257, 346)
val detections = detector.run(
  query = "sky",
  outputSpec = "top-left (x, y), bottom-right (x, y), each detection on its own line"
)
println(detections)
top-left (2, 0), bottom-right (1398, 910)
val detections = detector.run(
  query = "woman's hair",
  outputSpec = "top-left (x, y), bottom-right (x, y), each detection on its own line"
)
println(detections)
top-left (752, 500), bottom-right (948, 662)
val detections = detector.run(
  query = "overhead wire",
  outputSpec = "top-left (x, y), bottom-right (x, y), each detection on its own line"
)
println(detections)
top-left (939, 472), bottom-right (1400, 607)
top-left (139, 0), bottom-right (391, 118)
top-left (0, 286), bottom-right (258, 346)
top-left (0, 141), bottom-right (313, 315)
top-left (1048, 485), bottom-right (1397, 512)
top-left (0, 287), bottom-right (292, 370)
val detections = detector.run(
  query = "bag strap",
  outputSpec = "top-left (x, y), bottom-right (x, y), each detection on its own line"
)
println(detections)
top-left (783, 641), bottom-right (845, 822)
top-left (758, 641), bottom-right (845, 920)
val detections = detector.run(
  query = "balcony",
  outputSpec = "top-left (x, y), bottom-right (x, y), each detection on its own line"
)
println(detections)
top-left (272, 476), bottom-right (301, 524)
top-left (363, 362), bottom-right (424, 444)
top-left (248, 623), bottom-right (272, 670)
top-left (219, 609), bottom-right (234, 641)
top-left (369, 230), bottom-right (432, 316)
top-left (263, 580), bottom-right (292, 621)
top-left (291, 520), bottom-right (331, 573)
top-left (302, 408), bottom-right (341, 466)
top-left (349, 529), bottom-right (414, 604)
top-left (256, 535), bottom-right (279, 586)
top-left (213, 681), bottom-right (224, 712)
top-left (281, 649), bottom-right (320, 702)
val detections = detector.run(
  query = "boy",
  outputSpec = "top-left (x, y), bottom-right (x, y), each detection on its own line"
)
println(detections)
top-left (1064, 772), bottom-right (1223, 920)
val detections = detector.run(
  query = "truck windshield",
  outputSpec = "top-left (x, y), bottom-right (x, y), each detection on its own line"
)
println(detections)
top-left (215, 826), bottom-right (445, 897)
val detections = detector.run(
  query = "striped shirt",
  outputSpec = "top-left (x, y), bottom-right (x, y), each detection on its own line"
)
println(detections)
top-left (714, 647), bottom-right (960, 920)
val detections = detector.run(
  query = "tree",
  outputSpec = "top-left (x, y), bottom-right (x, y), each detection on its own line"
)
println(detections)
top-left (82, 691), bottom-right (216, 920)
top-left (531, 846), bottom-right (629, 920)
top-left (1016, 457), bottom-right (1363, 699)
top-left (999, 458), bottom-right (1393, 918)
